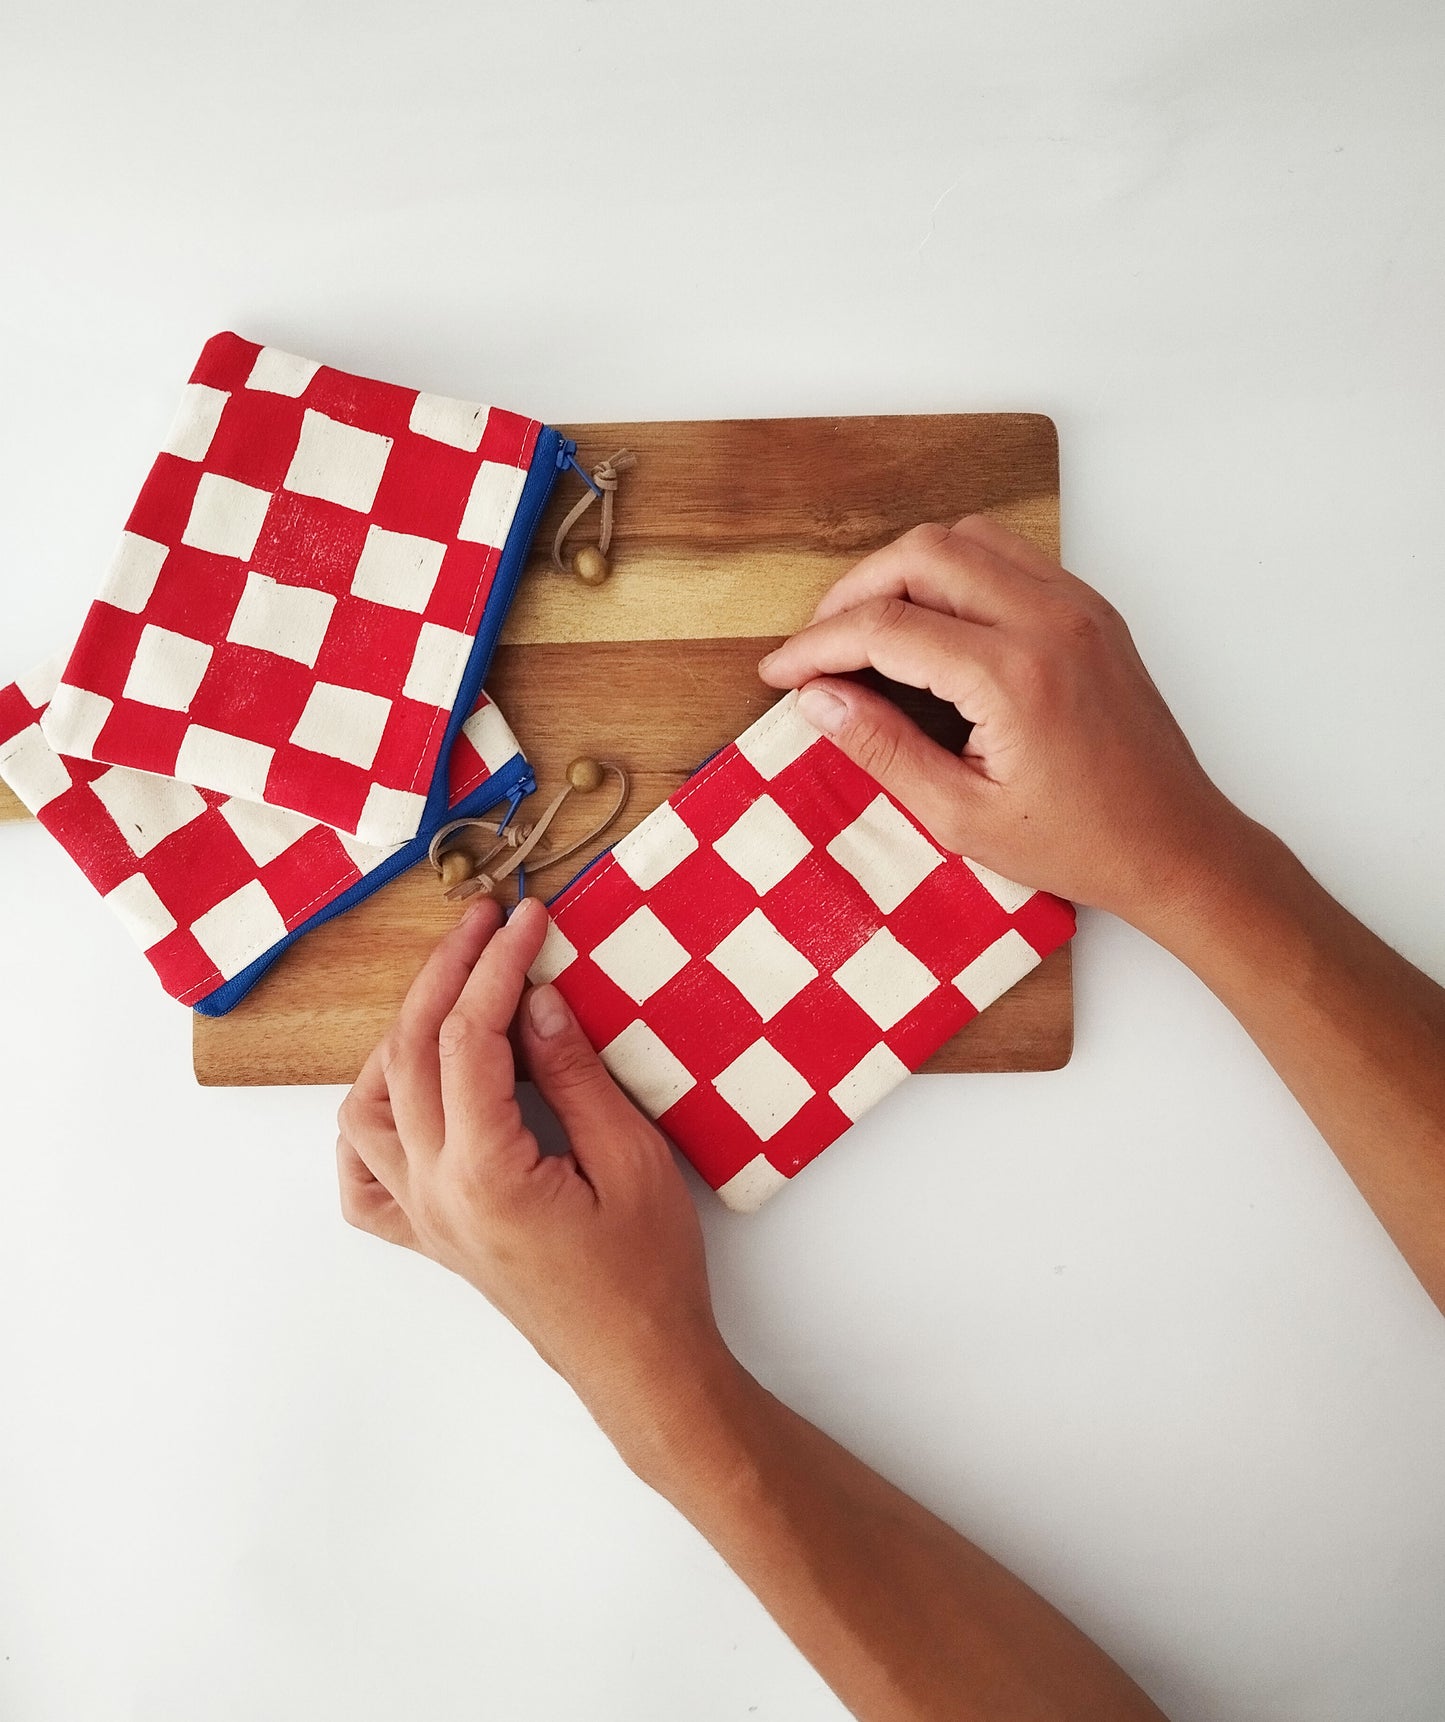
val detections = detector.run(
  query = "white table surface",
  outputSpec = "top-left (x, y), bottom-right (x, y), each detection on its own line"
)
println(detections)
top-left (3, 4), bottom-right (1444, 1718)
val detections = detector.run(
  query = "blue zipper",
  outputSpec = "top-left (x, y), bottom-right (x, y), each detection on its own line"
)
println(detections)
top-left (543, 844), bottom-right (610, 907)
top-left (193, 751), bottom-right (536, 1017)
top-left (194, 427), bottom-right (571, 1018)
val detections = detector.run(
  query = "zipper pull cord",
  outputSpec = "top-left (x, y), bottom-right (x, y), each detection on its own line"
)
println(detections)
top-left (550, 448), bottom-right (637, 585)
top-left (428, 759), bottom-right (630, 903)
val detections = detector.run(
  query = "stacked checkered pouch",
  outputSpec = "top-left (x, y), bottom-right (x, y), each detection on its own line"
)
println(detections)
top-left (0, 333), bottom-right (569, 1014)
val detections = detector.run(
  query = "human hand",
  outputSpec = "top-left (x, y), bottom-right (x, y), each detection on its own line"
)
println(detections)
top-left (758, 516), bottom-right (1245, 934)
top-left (336, 895), bottom-right (733, 1454)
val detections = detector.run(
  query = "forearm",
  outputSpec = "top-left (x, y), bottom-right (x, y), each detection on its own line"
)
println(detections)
top-left (1141, 812), bottom-right (1445, 1309)
top-left (605, 1350), bottom-right (1165, 1722)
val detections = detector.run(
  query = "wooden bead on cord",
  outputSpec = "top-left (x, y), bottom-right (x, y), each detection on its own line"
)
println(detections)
top-left (551, 449), bottom-right (634, 583)
top-left (429, 757), bottom-right (630, 905)
top-left (566, 755), bottom-right (606, 793)
top-left (572, 545), bottom-right (610, 585)
top-left (438, 849), bottom-right (474, 892)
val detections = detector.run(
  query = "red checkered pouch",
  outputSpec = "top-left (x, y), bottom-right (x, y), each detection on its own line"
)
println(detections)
top-left (529, 691), bottom-right (1075, 1210)
top-left (1, 333), bottom-right (575, 1012)
top-left (0, 657), bottom-right (531, 1012)
top-left (40, 333), bottom-right (569, 848)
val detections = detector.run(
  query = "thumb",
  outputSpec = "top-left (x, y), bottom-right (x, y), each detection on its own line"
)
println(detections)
top-left (796, 679), bottom-right (994, 857)
top-left (520, 982), bottom-right (654, 1168)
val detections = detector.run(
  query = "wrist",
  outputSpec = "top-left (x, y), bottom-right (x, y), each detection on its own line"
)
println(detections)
top-left (596, 1335), bottom-right (766, 1502)
top-left (1126, 804), bottom-right (1298, 965)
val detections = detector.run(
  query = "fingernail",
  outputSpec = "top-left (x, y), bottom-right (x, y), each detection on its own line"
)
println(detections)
top-left (528, 983), bottom-right (572, 1039)
top-left (757, 649), bottom-right (779, 673)
top-left (798, 685), bottom-right (848, 734)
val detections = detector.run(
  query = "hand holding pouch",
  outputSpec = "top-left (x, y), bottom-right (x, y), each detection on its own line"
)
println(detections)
top-left (530, 690), bottom-right (1076, 1211)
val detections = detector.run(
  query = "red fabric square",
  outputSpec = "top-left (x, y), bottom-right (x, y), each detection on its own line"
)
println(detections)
top-left (646, 846), bottom-right (759, 954)
top-left (658, 1084), bottom-right (761, 1188)
top-left (477, 408), bottom-right (535, 467)
top-left (305, 364), bottom-right (417, 438)
top-left (125, 454), bottom-right (204, 546)
top-left (141, 548), bottom-right (250, 643)
top-left (147, 927), bottom-right (220, 1001)
top-left (93, 701), bottom-right (188, 777)
top-left (313, 600), bottom-right (424, 698)
top-left (259, 828), bottom-right (363, 926)
top-left (59, 605), bottom-right (146, 702)
top-left (202, 391), bottom-right (306, 491)
top-left (263, 744), bottom-right (370, 836)
top-left (249, 491), bottom-right (372, 597)
top-left (423, 543), bottom-right (500, 633)
top-left (370, 697), bottom-right (446, 797)
top-left (671, 748), bottom-right (766, 845)
top-left (887, 859), bottom-right (1011, 979)
top-left (43, 784), bottom-right (143, 894)
top-left (141, 816), bottom-right (257, 926)
top-left (638, 965), bottom-right (761, 1082)
top-left (764, 850), bottom-right (882, 971)
top-left (191, 331), bottom-right (264, 392)
top-left (187, 644), bottom-right (314, 747)
top-left (764, 981), bottom-right (887, 1094)
top-left (368, 433), bottom-right (481, 544)
top-left (552, 953), bottom-right (643, 1054)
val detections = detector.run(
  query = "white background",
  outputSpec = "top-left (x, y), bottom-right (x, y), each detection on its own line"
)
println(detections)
top-left (3, 3), bottom-right (1444, 1717)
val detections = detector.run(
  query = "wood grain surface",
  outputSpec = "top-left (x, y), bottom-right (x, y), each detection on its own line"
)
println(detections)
top-left (0, 411), bottom-right (1071, 1083)
top-left (505, 415), bottom-right (1060, 645)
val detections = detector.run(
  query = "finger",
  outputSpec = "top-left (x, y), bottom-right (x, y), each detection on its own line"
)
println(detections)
top-left (947, 513), bottom-right (1067, 584)
top-left (386, 896), bottom-right (505, 1156)
top-left (336, 1040), bottom-right (410, 1196)
top-left (759, 598), bottom-right (1005, 714)
top-left (336, 1134), bottom-right (418, 1251)
top-left (436, 894), bottom-right (551, 1173)
top-left (949, 514), bottom-right (1121, 616)
top-left (520, 983), bottom-right (663, 1192)
top-left (791, 678), bottom-right (998, 857)
top-left (808, 521), bottom-right (1049, 628)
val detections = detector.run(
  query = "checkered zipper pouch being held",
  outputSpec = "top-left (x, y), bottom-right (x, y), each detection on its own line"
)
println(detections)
top-left (530, 691), bottom-right (1076, 1211)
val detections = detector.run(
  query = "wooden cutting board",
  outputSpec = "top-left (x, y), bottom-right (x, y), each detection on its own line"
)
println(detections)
top-left (0, 413), bottom-right (1073, 1083)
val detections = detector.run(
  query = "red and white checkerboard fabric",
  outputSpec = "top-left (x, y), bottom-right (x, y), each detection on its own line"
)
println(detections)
top-left (0, 657), bottom-right (525, 1008)
top-left (530, 691), bottom-right (1076, 1212)
top-left (41, 332), bottom-right (542, 847)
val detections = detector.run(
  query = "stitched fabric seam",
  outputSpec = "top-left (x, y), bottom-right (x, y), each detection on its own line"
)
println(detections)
top-left (174, 857), bottom-right (374, 1004)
